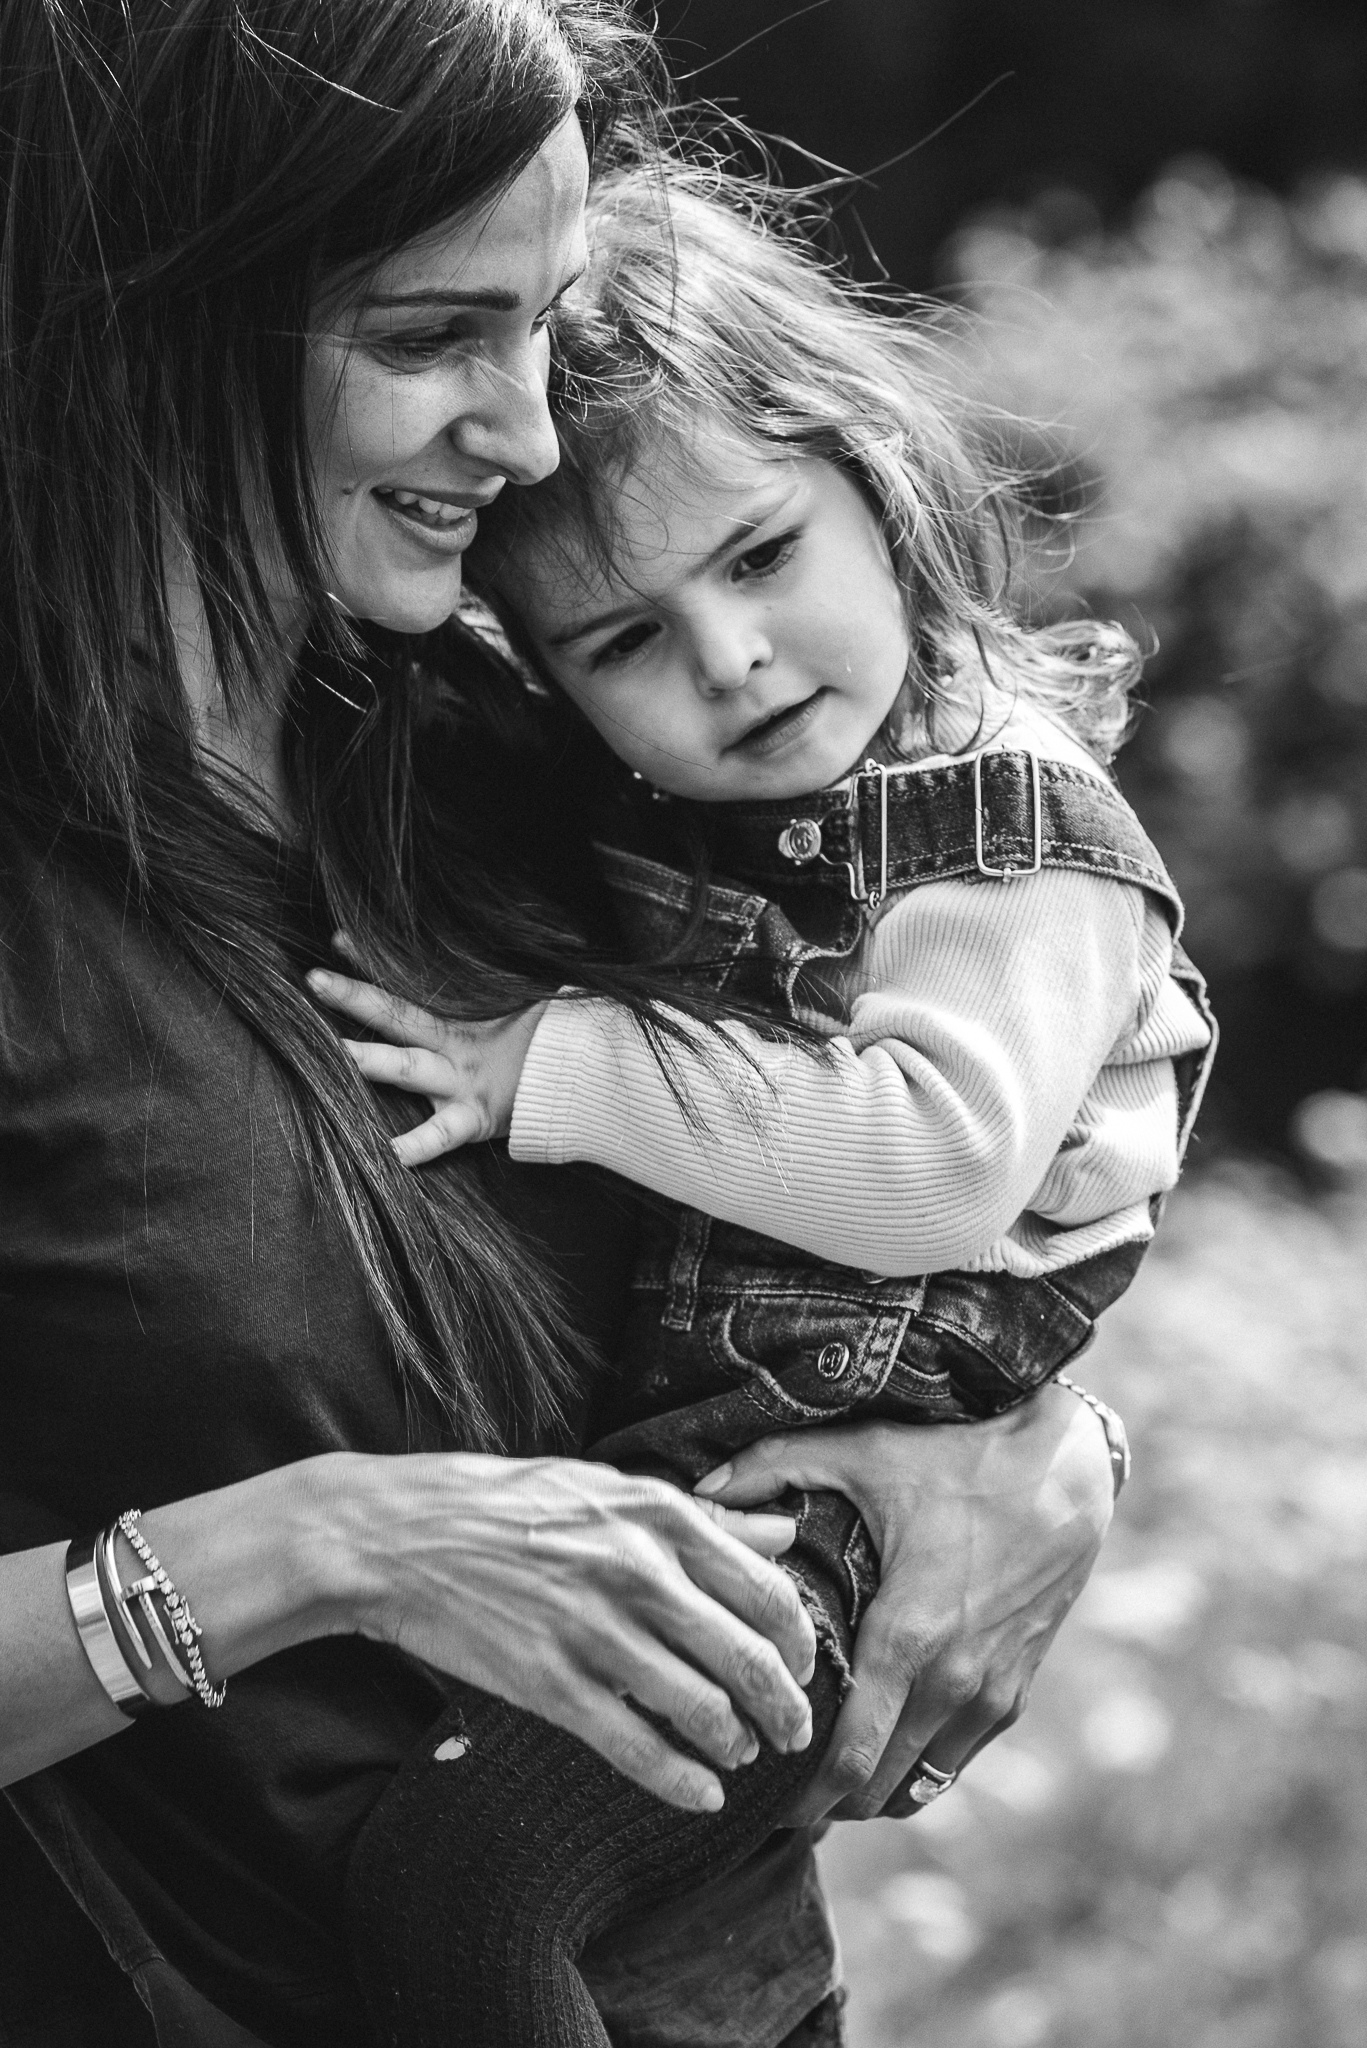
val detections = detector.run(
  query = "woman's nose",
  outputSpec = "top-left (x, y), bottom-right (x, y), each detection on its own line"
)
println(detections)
top-left (692, 609), bottom-right (773, 695)
top-left (448, 345), bottom-right (560, 487)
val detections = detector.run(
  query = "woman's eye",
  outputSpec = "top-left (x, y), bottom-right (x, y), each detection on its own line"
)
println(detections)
top-left (593, 620), bottom-right (659, 668)
top-left (735, 531), bottom-right (799, 580)
top-left (370, 327), bottom-right (475, 370)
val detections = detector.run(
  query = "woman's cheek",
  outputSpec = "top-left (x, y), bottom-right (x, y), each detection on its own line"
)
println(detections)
top-left (332, 359), bottom-right (438, 479)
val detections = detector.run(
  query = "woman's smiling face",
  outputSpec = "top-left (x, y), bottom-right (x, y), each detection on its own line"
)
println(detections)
top-left (303, 115), bottom-right (589, 635)
top-left (503, 429), bottom-right (912, 801)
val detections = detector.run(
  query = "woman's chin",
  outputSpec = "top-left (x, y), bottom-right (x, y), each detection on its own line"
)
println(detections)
top-left (337, 564), bottom-right (465, 638)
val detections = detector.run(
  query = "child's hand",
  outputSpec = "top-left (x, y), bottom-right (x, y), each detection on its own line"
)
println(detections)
top-left (307, 968), bottom-right (549, 1166)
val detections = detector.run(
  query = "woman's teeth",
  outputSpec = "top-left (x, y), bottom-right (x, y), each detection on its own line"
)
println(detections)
top-left (376, 487), bottom-right (468, 528)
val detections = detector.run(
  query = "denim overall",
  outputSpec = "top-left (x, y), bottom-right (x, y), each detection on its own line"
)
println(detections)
top-left (341, 755), bottom-right (1216, 2048)
top-left (587, 750), bottom-right (1217, 1670)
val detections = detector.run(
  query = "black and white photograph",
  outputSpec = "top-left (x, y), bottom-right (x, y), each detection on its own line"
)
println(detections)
top-left (1, 5), bottom-right (1364, 2045)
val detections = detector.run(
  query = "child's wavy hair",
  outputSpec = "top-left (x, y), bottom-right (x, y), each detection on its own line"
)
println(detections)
top-left (473, 158), bottom-right (1140, 766)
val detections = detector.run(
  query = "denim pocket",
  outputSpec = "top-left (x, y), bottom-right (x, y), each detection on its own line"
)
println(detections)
top-left (892, 1267), bottom-right (1098, 1417)
top-left (705, 1289), bottom-right (913, 1420)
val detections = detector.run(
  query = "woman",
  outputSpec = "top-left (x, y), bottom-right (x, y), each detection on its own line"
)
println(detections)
top-left (0, 3), bottom-right (1117, 2044)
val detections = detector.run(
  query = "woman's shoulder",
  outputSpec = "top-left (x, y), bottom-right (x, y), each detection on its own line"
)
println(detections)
top-left (0, 817), bottom-right (115, 951)
top-left (0, 818), bottom-right (66, 979)
top-left (0, 823), bottom-right (191, 1074)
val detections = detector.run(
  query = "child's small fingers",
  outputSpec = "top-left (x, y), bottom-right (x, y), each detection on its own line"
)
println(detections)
top-left (341, 1039), bottom-right (454, 1098)
top-left (392, 1108), bottom-right (485, 1166)
top-left (308, 969), bottom-right (397, 1031)
top-left (308, 969), bottom-right (444, 1051)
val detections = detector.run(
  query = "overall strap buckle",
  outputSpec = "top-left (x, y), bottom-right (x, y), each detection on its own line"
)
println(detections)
top-left (974, 747), bottom-right (1042, 879)
top-left (819, 758), bottom-right (889, 909)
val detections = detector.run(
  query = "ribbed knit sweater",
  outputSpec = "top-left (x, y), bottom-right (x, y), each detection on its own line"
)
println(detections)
top-left (509, 712), bottom-right (1212, 1282)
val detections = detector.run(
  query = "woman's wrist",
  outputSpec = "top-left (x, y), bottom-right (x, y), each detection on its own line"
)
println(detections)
top-left (298, 1448), bottom-right (522, 1649)
top-left (1015, 1378), bottom-right (1119, 1533)
top-left (4, 1457), bottom-right (385, 1788)
top-left (298, 1449), bottom-right (429, 1644)
top-left (131, 1453), bottom-right (378, 1683)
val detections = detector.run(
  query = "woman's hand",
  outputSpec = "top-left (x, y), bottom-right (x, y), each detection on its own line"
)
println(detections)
top-left (307, 968), bottom-right (546, 1163)
top-left (332, 1452), bottom-right (817, 1814)
top-left (693, 1382), bottom-right (1115, 1823)
top-left (1, 1454), bottom-right (815, 1806)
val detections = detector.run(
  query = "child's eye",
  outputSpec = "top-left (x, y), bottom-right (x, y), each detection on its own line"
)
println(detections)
top-left (591, 620), bottom-right (660, 668)
top-left (734, 530), bottom-right (799, 580)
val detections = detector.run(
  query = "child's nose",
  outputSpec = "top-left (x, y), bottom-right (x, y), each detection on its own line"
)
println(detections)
top-left (692, 612), bottom-right (773, 695)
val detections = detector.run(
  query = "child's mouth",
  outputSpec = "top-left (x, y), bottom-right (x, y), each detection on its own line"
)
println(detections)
top-left (729, 691), bottom-right (824, 758)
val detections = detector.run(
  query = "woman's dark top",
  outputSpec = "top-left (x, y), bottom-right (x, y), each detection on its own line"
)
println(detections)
top-left (0, 821), bottom-right (641, 2044)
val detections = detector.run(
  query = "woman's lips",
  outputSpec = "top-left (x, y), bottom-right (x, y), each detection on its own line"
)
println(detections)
top-left (373, 486), bottom-right (479, 554)
top-left (728, 691), bottom-right (824, 759)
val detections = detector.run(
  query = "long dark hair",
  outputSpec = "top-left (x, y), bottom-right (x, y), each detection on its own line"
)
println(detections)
top-left (0, 0), bottom-right (667, 1449)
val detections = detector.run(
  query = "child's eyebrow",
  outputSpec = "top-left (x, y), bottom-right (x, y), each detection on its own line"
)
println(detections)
top-left (547, 488), bottom-right (800, 648)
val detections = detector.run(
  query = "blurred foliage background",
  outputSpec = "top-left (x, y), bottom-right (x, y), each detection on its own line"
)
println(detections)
top-left (653, 0), bottom-right (1367, 1166)
top-left (641, 4), bottom-right (1367, 2041)
top-left (821, 1167), bottom-right (1367, 2048)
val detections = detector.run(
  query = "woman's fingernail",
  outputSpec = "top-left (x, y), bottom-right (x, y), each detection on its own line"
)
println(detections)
top-left (306, 969), bottom-right (330, 987)
top-left (694, 1464), bottom-right (733, 1498)
top-left (740, 1736), bottom-right (760, 1765)
top-left (788, 1713), bottom-right (813, 1753)
top-left (699, 1782), bottom-right (725, 1812)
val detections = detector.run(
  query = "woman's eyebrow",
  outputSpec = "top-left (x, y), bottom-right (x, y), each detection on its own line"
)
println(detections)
top-left (360, 286), bottom-right (523, 313)
top-left (361, 266), bottom-right (587, 316)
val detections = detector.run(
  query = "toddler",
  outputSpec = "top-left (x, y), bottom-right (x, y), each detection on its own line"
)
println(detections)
top-left (320, 164), bottom-right (1215, 2047)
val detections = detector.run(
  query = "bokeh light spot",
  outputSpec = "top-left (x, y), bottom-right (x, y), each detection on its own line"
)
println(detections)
top-left (1310, 868), bottom-right (1367, 949)
top-left (1291, 1088), bottom-right (1367, 1170)
top-left (1082, 1691), bottom-right (1174, 1773)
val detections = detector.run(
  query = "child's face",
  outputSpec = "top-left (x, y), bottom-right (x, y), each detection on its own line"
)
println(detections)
top-left (501, 429), bottom-right (912, 800)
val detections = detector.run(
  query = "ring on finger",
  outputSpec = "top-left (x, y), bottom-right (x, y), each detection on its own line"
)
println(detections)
top-left (906, 1759), bottom-right (958, 1806)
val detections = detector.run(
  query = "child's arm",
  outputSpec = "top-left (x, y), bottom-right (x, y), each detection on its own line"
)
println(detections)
top-left (310, 866), bottom-right (1204, 1273)
top-left (509, 866), bottom-right (1159, 1275)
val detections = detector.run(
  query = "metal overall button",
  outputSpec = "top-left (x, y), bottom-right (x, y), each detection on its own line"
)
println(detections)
top-left (778, 817), bottom-right (823, 864)
top-left (816, 1341), bottom-right (851, 1381)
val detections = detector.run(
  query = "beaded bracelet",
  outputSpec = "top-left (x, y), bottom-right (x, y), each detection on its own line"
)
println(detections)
top-left (64, 1533), bottom-right (154, 1718)
top-left (1056, 1374), bottom-right (1132, 1499)
top-left (117, 1511), bottom-right (226, 1710)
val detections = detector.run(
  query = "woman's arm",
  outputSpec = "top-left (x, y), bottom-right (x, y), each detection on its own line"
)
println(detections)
top-left (694, 1380), bottom-right (1116, 1820)
top-left (0, 1452), bottom-right (816, 1811)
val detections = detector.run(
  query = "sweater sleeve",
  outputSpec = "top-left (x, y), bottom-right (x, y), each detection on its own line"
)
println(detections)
top-left (509, 868), bottom-right (1147, 1276)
